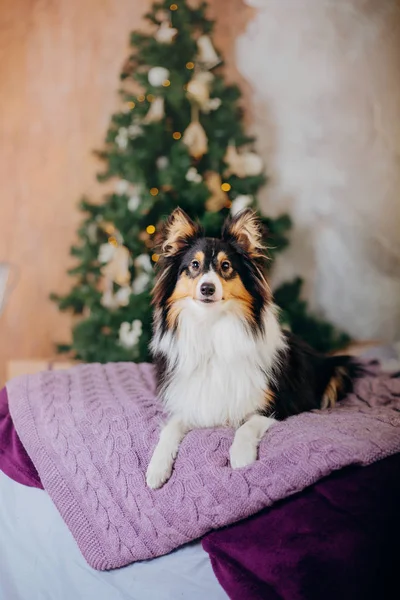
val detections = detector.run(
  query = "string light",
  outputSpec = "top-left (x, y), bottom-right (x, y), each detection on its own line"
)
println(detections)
top-left (150, 187), bottom-right (159, 196)
top-left (137, 94), bottom-right (145, 102)
top-left (172, 131), bottom-right (182, 140)
top-left (186, 62), bottom-right (195, 70)
top-left (146, 94), bottom-right (155, 102)
top-left (108, 236), bottom-right (118, 247)
top-left (152, 253), bottom-right (160, 262)
top-left (127, 101), bottom-right (135, 109)
top-left (162, 79), bottom-right (171, 87)
top-left (170, 3), bottom-right (178, 10)
top-left (221, 182), bottom-right (231, 192)
top-left (146, 225), bottom-right (156, 235)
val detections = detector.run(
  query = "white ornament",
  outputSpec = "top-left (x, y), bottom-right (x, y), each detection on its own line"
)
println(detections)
top-left (128, 124), bottom-right (143, 138)
top-left (186, 167), bottom-right (202, 183)
top-left (119, 320), bottom-right (143, 349)
top-left (114, 286), bottom-right (131, 307)
top-left (102, 245), bottom-right (131, 286)
top-left (115, 127), bottom-right (128, 149)
top-left (242, 152), bottom-right (264, 177)
top-left (128, 193), bottom-right (141, 212)
top-left (187, 78), bottom-right (210, 106)
top-left (148, 66), bottom-right (170, 87)
top-left (156, 156), bottom-right (169, 170)
top-left (155, 21), bottom-right (177, 44)
top-left (86, 222), bottom-right (98, 243)
top-left (182, 121), bottom-right (208, 158)
top-left (98, 243), bottom-right (115, 264)
top-left (132, 272), bottom-right (151, 295)
top-left (196, 35), bottom-right (220, 69)
top-left (230, 195), bottom-right (253, 216)
top-left (196, 71), bottom-right (214, 85)
top-left (203, 97), bottom-right (221, 113)
top-left (143, 97), bottom-right (165, 123)
top-left (224, 145), bottom-right (264, 178)
top-left (115, 179), bottom-right (130, 195)
top-left (186, 71), bottom-right (214, 109)
top-left (100, 289), bottom-right (119, 309)
top-left (134, 254), bottom-right (153, 273)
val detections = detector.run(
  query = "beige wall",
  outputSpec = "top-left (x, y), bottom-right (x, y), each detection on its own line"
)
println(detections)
top-left (0, 0), bottom-right (253, 384)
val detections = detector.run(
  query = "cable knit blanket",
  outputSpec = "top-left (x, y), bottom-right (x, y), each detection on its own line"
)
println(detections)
top-left (6, 362), bottom-right (400, 570)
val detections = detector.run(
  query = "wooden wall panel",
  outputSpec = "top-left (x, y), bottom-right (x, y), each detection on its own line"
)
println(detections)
top-left (0, 0), bottom-right (254, 385)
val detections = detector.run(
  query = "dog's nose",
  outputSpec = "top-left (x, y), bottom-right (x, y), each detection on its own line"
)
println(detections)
top-left (200, 282), bottom-right (216, 297)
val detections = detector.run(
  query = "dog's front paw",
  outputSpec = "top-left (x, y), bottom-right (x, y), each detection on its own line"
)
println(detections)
top-left (229, 437), bottom-right (257, 469)
top-left (146, 456), bottom-right (173, 489)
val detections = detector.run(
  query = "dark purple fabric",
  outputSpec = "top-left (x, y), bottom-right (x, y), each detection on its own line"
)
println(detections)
top-left (0, 386), bottom-right (43, 489)
top-left (202, 453), bottom-right (400, 600)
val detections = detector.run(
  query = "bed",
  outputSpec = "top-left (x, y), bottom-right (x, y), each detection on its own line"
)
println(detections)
top-left (1, 344), bottom-right (399, 600)
top-left (0, 471), bottom-right (227, 600)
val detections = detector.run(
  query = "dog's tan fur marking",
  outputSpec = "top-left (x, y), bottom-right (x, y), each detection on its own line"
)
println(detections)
top-left (217, 251), bottom-right (229, 263)
top-left (264, 388), bottom-right (275, 408)
top-left (225, 210), bottom-right (265, 259)
top-left (166, 272), bottom-right (200, 328)
top-left (322, 367), bottom-right (347, 409)
top-left (193, 251), bottom-right (205, 267)
top-left (221, 275), bottom-right (255, 322)
top-left (162, 208), bottom-right (199, 257)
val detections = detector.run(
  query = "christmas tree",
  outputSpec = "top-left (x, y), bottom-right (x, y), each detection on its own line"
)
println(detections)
top-left (52, 0), bottom-right (349, 363)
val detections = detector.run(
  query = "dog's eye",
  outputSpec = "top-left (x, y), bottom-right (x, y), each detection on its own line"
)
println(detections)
top-left (221, 261), bottom-right (231, 272)
top-left (191, 260), bottom-right (200, 270)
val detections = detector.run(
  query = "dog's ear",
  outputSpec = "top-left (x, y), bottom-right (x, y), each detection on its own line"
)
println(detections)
top-left (158, 208), bottom-right (201, 257)
top-left (222, 209), bottom-right (266, 259)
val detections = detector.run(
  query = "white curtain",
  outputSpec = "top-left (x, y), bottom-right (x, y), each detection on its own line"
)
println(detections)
top-left (237, 0), bottom-right (400, 341)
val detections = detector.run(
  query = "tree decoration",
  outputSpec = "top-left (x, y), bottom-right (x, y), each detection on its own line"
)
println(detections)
top-left (230, 194), bottom-right (253, 216)
top-left (101, 285), bottom-right (131, 309)
top-left (115, 179), bottom-right (130, 195)
top-left (134, 253), bottom-right (153, 272)
top-left (156, 156), bottom-right (169, 169)
top-left (202, 97), bottom-right (221, 113)
top-left (205, 172), bottom-right (229, 212)
top-left (132, 272), bottom-right (151, 294)
top-left (182, 107), bottom-right (208, 158)
top-left (101, 244), bottom-right (131, 287)
top-left (148, 66), bottom-right (170, 86)
top-left (187, 71), bottom-right (214, 107)
top-left (186, 166), bottom-right (202, 183)
top-left (224, 144), bottom-right (264, 178)
top-left (155, 20), bottom-right (178, 44)
top-left (127, 191), bottom-right (141, 212)
top-left (115, 127), bottom-right (129, 149)
top-left (128, 123), bottom-right (143, 138)
top-left (119, 320), bottom-right (142, 350)
top-left (143, 97), bottom-right (165, 123)
top-left (196, 34), bottom-right (220, 69)
top-left (52, 0), bottom-right (350, 364)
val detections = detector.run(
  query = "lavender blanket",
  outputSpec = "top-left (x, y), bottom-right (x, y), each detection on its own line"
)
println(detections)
top-left (6, 362), bottom-right (400, 570)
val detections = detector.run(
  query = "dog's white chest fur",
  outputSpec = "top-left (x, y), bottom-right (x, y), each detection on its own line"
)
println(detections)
top-left (152, 301), bottom-right (286, 428)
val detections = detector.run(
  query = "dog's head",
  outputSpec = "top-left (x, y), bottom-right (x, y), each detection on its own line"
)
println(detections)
top-left (152, 208), bottom-right (271, 331)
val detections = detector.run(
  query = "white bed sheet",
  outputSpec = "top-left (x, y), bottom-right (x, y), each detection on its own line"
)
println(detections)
top-left (0, 472), bottom-right (227, 600)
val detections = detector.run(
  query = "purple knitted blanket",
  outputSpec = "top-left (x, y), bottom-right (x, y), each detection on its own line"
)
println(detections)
top-left (6, 362), bottom-right (400, 570)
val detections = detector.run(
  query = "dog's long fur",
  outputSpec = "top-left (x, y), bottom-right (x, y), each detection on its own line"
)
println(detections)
top-left (146, 208), bottom-right (359, 489)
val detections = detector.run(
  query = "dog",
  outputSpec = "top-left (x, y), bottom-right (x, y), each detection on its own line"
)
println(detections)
top-left (146, 207), bottom-right (358, 489)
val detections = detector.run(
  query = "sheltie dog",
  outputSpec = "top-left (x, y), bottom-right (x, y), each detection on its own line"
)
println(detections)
top-left (146, 207), bottom-right (357, 489)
